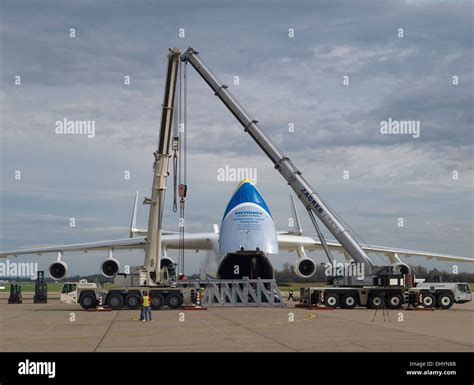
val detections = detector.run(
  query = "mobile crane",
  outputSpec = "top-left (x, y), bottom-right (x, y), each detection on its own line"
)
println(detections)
top-left (181, 47), bottom-right (399, 280)
top-left (179, 47), bottom-right (472, 310)
top-left (70, 48), bottom-right (186, 310)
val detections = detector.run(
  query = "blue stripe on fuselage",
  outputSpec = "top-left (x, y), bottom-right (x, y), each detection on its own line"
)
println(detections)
top-left (222, 181), bottom-right (272, 222)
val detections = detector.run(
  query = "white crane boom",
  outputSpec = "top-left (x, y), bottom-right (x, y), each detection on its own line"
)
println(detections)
top-left (143, 48), bottom-right (181, 285)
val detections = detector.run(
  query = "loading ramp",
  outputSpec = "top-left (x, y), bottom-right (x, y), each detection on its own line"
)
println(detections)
top-left (177, 278), bottom-right (286, 307)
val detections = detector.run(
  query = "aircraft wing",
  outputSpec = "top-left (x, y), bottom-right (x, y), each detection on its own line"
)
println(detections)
top-left (0, 237), bottom-right (148, 257)
top-left (1, 231), bottom-right (471, 265)
top-left (0, 232), bottom-right (218, 258)
top-left (356, 244), bottom-right (474, 264)
top-left (277, 234), bottom-right (474, 264)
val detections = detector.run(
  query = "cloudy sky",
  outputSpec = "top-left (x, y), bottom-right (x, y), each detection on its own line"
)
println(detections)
top-left (1, 0), bottom-right (472, 276)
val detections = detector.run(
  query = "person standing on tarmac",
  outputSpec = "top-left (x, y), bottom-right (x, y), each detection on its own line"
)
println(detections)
top-left (140, 291), bottom-right (152, 322)
top-left (287, 289), bottom-right (294, 301)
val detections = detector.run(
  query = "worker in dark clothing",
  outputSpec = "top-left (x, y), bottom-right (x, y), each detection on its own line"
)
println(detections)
top-left (287, 288), bottom-right (294, 301)
top-left (140, 291), bottom-right (152, 322)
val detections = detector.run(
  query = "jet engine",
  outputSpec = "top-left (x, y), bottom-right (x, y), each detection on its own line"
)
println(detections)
top-left (393, 262), bottom-right (411, 276)
top-left (293, 257), bottom-right (316, 278)
top-left (160, 256), bottom-right (177, 282)
top-left (160, 257), bottom-right (174, 269)
top-left (393, 262), bottom-right (413, 287)
top-left (48, 261), bottom-right (68, 280)
top-left (100, 258), bottom-right (120, 278)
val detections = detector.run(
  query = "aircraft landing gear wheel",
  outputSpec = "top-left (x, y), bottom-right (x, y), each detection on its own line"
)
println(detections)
top-left (421, 294), bottom-right (436, 308)
top-left (341, 294), bottom-right (357, 309)
top-left (324, 294), bottom-right (340, 308)
top-left (437, 294), bottom-right (454, 309)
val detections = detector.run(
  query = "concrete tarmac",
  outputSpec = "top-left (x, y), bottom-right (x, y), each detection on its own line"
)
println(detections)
top-left (1, 293), bottom-right (473, 352)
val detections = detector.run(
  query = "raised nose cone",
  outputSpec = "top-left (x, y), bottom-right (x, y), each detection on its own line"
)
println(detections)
top-left (219, 179), bottom-right (279, 256)
top-left (222, 179), bottom-right (272, 222)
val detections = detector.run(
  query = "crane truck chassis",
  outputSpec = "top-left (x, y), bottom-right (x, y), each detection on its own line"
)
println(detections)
top-left (60, 281), bottom-right (186, 310)
top-left (299, 281), bottom-right (472, 310)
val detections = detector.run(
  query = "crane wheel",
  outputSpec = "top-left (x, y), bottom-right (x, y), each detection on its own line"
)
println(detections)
top-left (166, 293), bottom-right (183, 309)
top-left (323, 294), bottom-right (340, 308)
top-left (125, 293), bottom-right (141, 309)
top-left (436, 294), bottom-right (454, 309)
top-left (421, 294), bottom-right (436, 308)
top-left (368, 294), bottom-right (384, 309)
top-left (150, 293), bottom-right (165, 310)
top-left (79, 294), bottom-right (97, 309)
top-left (340, 294), bottom-right (357, 309)
top-left (107, 293), bottom-right (124, 309)
top-left (386, 294), bottom-right (403, 309)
